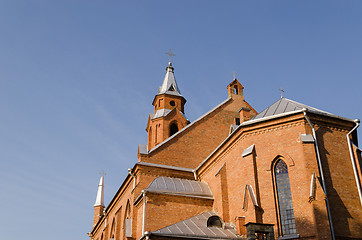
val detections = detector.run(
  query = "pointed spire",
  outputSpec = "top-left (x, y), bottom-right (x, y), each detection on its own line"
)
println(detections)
top-left (159, 62), bottom-right (182, 96)
top-left (94, 176), bottom-right (104, 207)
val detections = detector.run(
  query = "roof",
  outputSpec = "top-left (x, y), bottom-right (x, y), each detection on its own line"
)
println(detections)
top-left (251, 97), bottom-right (332, 120)
top-left (151, 211), bottom-right (242, 239)
top-left (152, 109), bottom-right (172, 119)
top-left (94, 176), bottom-right (104, 207)
top-left (151, 108), bottom-right (188, 120)
top-left (158, 62), bottom-right (182, 97)
top-left (196, 97), bottom-right (355, 172)
top-left (146, 177), bottom-right (213, 199)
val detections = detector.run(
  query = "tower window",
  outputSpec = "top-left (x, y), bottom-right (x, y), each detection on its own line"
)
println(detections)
top-left (169, 122), bottom-right (178, 137)
top-left (234, 85), bottom-right (238, 94)
top-left (235, 118), bottom-right (240, 125)
top-left (207, 216), bottom-right (223, 228)
top-left (274, 160), bottom-right (297, 236)
top-left (170, 101), bottom-right (175, 106)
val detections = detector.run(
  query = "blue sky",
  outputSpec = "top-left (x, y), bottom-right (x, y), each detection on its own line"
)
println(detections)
top-left (0, 1), bottom-right (361, 239)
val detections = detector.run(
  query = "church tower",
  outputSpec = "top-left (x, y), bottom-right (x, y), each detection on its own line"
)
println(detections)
top-left (146, 62), bottom-right (189, 150)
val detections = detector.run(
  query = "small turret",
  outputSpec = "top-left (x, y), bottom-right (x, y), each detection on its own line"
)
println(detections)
top-left (93, 176), bottom-right (104, 226)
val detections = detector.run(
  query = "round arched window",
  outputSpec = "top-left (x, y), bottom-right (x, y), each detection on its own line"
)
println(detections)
top-left (169, 122), bottom-right (178, 137)
top-left (207, 216), bottom-right (223, 228)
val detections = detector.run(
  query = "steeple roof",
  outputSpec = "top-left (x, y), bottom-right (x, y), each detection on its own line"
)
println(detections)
top-left (158, 62), bottom-right (182, 97)
top-left (251, 97), bottom-right (332, 121)
top-left (94, 176), bottom-right (104, 207)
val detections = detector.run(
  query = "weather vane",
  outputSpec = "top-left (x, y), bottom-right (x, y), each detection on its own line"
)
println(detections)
top-left (232, 71), bottom-right (237, 80)
top-left (165, 49), bottom-right (176, 62)
top-left (279, 88), bottom-right (285, 98)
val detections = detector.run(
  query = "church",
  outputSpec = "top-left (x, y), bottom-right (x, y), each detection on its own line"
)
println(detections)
top-left (88, 60), bottom-right (362, 240)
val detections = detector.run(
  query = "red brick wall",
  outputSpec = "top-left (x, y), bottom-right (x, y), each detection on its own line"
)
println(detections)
top-left (198, 113), bottom-right (362, 239)
top-left (144, 193), bottom-right (213, 232)
top-left (142, 95), bottom-right (257, 169)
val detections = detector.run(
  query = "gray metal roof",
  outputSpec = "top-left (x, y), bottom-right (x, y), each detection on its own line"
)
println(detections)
top-left (152, 109), bottom-right (172, 119)
top-left (251, 97), bottom-right (332, 120)
top-left (146, 177), bottom-right (213, 198)
top-left (138, 144), bottom-right (148, 154)
top-left (229, 124), bottom-right (238, 135)
top-left (159, 62), bottom-right (182, 96)
top-left (151, 211), bottom-right (242, 239)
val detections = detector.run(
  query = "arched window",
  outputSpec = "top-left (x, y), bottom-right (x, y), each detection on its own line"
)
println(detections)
top-left (234, 85), bottom-right (238, 94)
top-left (123, 201), bottom-right (132, 238)
top-left (207, 216), bottom-right (223, 228)
top-left (169, 122), bottom-right (178, 137)
top-left (274, 160), bottom-right (297, 236)
top-left (109, 218), bottom-right (115, 240)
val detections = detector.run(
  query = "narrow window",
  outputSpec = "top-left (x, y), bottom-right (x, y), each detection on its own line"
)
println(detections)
top-left (234, 85), bottom-right (238, 94)
top-left (155, 124), bottom-right (158, 143)
top-left (169, 123), bottom-right (178, 137)
top-left (275, 160), bottom-right (297, 236)
top-left (235, 117), bottom-right (240, 125)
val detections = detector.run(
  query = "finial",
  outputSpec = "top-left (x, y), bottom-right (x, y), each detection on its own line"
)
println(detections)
top-left (99, 170), bottom-right (106, 177)
top-left (279, 88), bottom-right (285, 98)
top-left (232, 71), bottom-right (237, 80)
top-left (165, 49), bottom-right (176, 63)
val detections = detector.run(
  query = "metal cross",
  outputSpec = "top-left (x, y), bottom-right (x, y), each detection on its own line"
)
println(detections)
top-left (232, 71), bottom-right (237, 80)
top-left (99, 170), bottom-right (106, 177)
top-left (279, 88), bottom-right (285, 98)
top-left (165, 49), bottom-right (176, 62)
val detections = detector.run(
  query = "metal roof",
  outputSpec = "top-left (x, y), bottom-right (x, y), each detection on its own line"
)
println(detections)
top-left (152, 109), bottom-right (172, 119)
top-left (151, 211), bottom-right (242, 239)
top-left (251, 97), bottom-right (332, 120)
top-left (159, 62), bottom-right (182, 96)
top-left (138, 144), bottom-right (148, 154)
top-left (146, 177), bottom-right (213, 198)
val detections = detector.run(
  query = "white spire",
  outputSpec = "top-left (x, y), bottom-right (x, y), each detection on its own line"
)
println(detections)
top-left (159, 62), bottom-right (182, 96)
top-left (94, 176), bottom-right (104, 207)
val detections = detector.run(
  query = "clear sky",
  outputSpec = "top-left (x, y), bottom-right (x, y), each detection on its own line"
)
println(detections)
top-left (0, 1), bottom-right (361, 239)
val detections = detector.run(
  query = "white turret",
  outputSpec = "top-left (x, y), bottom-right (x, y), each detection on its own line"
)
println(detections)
top-left (93, 176), bottom-right (105, 226)
top-left (94, 176), bottom-right (104, 207)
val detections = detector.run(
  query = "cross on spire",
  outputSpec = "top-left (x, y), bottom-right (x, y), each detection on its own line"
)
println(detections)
top-left (165, 49), bottom-right (176, 62)
top-left (99, 170), bottom-right (106, 177)
top-left (232, 71), bottom-right (237, 80)
top-left (279, 88), bottom-right (285, 98)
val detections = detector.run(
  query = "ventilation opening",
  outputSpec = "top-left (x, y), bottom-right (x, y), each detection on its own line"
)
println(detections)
top-left (207, 216), bottom-right (223, 228)
top-left (169, 123), bottom-right (178, 137)
top-left (168, 85), bottom-right (175, 91)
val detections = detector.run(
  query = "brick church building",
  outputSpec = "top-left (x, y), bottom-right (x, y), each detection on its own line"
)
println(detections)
top-left (88, 61), bottom-right (362, 240)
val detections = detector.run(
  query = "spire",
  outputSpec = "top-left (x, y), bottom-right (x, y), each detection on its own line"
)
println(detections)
top-left (158, 62), bottom-right (182, 96)
top-left (94, 176), bottom-right (104, 207)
